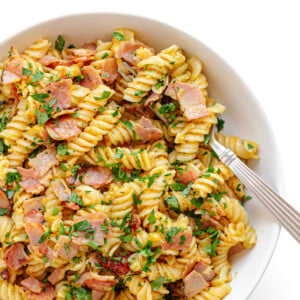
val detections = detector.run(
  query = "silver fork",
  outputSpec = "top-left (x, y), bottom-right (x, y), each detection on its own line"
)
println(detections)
top-left (209, 126), bottom-right (300, 243)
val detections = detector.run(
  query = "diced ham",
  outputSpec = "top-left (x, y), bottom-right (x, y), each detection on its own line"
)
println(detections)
top-left (95, 253), bottom-right (130, 275)
top-left (164, 83), bottom-right (177, 100)
top-left (24, 223), bottom-right (47, 255)
top-left (67, 48), bottom-right (96, 63)
top-left (47, 267), bottom-right (65, 285)
top-left (92, 290), bottom-right (105, 300)
top-left (20, 284), bottom-right (55, 300)
top-left (24, 209), bottom-right (44, 224)
top-left (115, 41), bottom-right (153, 65)
top-left (4, 243), bottom-right (29, 271)
top-left (63, 201), bottom-right (80, 210)
top-left (228, 242), bottom-right (245, 257)
top-left (72, 212), bottom-right (109, 246)
top-left (28, 147), bottom-right (58, 177)
top-left (66, 174), bottom-right (80, 186)
top-left (176, 165), bottom-right (201, 185)
top-left (162, 230), bottom-right (192, 251)
top-left (175, 81), bottom-right (209, 121)
top-left (200, 214), bottom-right (221, 230)
top-left (1, 70), bottom-right (20, 85)
top-left (21, 277), bottom-right (43, 294)
top-left (51, 179), bottom-right (71, 202)
top-left (75, 272), bottom-right (117, 292)
top-left (82, 43), bottom-right (97, 51)
top-left (124, 103), bottom-right (155, 119)
top-left (23, 197), bottom-right (44, 214)
top-left (193, 260), bottom-right (216, 282)
top-left (38, 55), bottom-right (72, 68)
top-left (10, 85), bottom-right (20, 118)
top-left (0, 189), bottom-right (11, 216)
top-left (101, 58), bottom-right (118, 84)
top-left (82, 166), bottom-right (113, 188)
top-left (46, 115), bottom-right (81, 141)
top-left (80, 66), bottom-right (103, 90)
top-left (2, 48), bottom-right (28, 84)
top-left (134, 117), bottom-right (163, 142)
top-left (39, 79), bottom-right (72, 111)
top-left (17, 167), bottom-right (42, 193)
top-left (144, 92), bottom-right (161, 106)
top-left (184, 270), bottom-right (208, 298)
top-left (54, 235), bottom-right (79, 260)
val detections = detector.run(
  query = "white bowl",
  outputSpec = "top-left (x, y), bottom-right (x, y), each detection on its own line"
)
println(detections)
top-left (0, 13), bottom-right (282, 300)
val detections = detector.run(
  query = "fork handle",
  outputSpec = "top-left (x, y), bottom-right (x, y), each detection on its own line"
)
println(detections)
top-left (219, 149), bottom-right (300, 243)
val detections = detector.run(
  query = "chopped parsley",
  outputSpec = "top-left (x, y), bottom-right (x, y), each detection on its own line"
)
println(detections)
top-left (35, 110), bottom-right (49, 125)
top-left (31, 93), bottom-right (49, 103)
top-left (69, 192), bottom-right (83, 207)
top-left (150, 276), bottom-right (165, 291)
top-left (165, 227), bottom-right (181, 244)
top-left (55, 35), bottom-right (65, 52)
top-left (94, 90), bottom-right (111, 100)
top-left (165, 196), bottom-right (179, 210)
top-left (148, 209), bottom-right (156, 224)
top-left (216, 117), bottom-right (225, 132)
top-left (0, 208), bottom-right (8, 216)
top-left (113, 32), bottom-right (125, 41)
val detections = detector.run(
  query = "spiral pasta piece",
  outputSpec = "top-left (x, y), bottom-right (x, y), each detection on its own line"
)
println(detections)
top-left (124, 45), bottom-right (185, 102)
top-left (0, 281), bottom-right (22, 300)
top-left (215, 133), bottom-right (259, 159)
top-left (66, 101), bottom-right (123, 160)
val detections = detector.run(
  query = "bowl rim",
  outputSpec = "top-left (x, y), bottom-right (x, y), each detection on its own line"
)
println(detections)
top-left (0, 12), bottom-right (283, 299)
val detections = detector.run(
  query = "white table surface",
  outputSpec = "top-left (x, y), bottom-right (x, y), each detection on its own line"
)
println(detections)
top-left (0, 0), bottom-right (299, 299)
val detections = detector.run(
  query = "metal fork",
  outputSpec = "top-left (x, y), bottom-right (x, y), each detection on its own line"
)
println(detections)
top-left (209, 126), bottom-right (300, 243)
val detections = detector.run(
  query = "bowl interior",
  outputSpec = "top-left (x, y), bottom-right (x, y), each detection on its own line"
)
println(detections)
top-left (0, 13), bottom-right (282, 299)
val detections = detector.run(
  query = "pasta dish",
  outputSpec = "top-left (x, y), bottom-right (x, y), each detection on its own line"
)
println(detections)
top-left (0, 28), bottom-right (259, 299)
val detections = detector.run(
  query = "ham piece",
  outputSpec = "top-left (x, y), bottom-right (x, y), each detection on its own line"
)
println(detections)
top-left (21, 277), bottom-right (43, 294)
top-left (51, 179), bottom-right (71, 202)
top-left (47, 267), bottom-right (65, 285)
top-left (28, 147), bottom-right (58, 177)
top-left (38, 55), bottom-right (72, 68)
top-left (184, 270), bottom-right (208, 298)
top-left (165, 81), bottom-right (209, 121)
top-left (20, 284), bottom-right (55, 300)
top-left (2, 48), bottom-right (28, 84)
top-left (54, 235), bottom-right (79, 260)
top-left (24, 209), bottom-right (44, 224)
top-left (46, 115), bottom-right (81, 141)
top-left (82, 166), bottom-right (113, 188)
top-left (4, 243), bottom-right (29, 271)
top-left (91, 290), bottom-right (105, 300)
top-left (24, 223), bottom-right (47, 255)
top-left (101, 58), bottom-right (118, 84)
top-left (72, 212), bottom-right (110, 246)
top-left (0, 189), bottom-right (11, 216)
top-left (176, 165), bottom-right (201, 185)
top-left (39, 79), bottom-right (72, 111)
top-left (75, 272), bottom-right (117, 292)
top-left (17, 167), bottom-right (42, 193)
top-left (115, 41), bottom-right (154, 65)
top-left (161, 230), bottom-right (192, 251)
top-left (134, 117), bottom-right (163, 142)
top-left (80, 66), bottom-right (103, 90)
top-left (23, 197), bottom-right (44, 214)
top-left (67, 48), bottom-right (96, 63)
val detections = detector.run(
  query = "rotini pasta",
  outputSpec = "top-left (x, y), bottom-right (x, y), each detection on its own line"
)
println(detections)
top-left (0, 30), bottom-right (258, 300)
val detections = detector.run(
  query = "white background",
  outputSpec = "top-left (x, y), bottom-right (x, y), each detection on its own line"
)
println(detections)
top-left (1, 0), bottom-right (299, 299)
